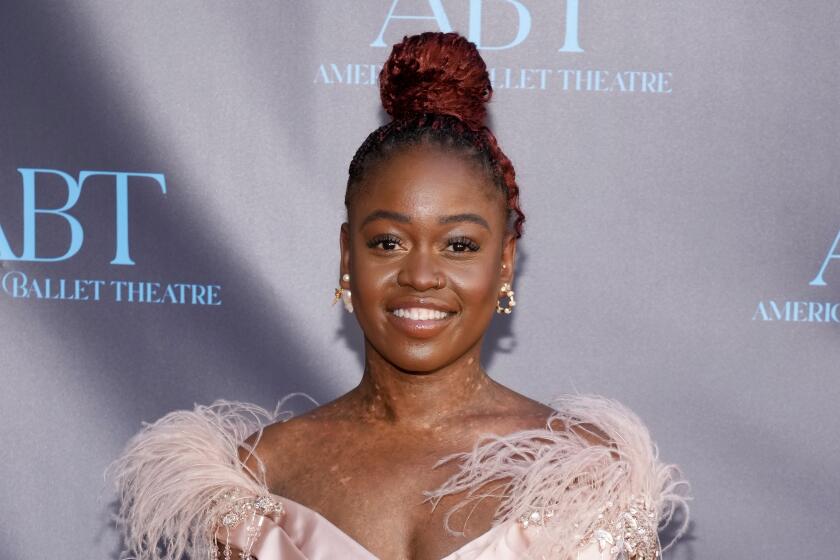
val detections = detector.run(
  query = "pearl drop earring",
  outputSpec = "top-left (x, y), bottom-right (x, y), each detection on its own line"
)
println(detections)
top-left (332, 273), bottom-right (353, 313)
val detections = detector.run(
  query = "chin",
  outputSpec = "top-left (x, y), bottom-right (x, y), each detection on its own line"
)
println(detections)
top-left (390, 335), bottom-right (486, 373)
top-left (381, 346), bottom-right (460, 374)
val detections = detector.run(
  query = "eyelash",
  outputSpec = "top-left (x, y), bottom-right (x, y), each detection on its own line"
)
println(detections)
top-left (448, 236), bottom-right (480, 252)
top-left (366, 234), bottom-right (480, 253)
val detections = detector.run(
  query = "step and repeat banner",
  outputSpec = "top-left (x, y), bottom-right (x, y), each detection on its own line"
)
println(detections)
top-left (1, 2), bottom-right (837, 558)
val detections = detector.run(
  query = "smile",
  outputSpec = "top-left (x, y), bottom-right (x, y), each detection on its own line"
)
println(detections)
top-left (386, 306), bottom-right (458, 339)
top-left (390, 307), bottom-right (454, 320)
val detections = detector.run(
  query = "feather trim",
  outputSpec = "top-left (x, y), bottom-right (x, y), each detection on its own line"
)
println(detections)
top-left (106, 393), bottom-right (689, 560)
top-left (422, 394), bottom-right (691, 559)
top-left (105, 397), bottom-right (308, 560)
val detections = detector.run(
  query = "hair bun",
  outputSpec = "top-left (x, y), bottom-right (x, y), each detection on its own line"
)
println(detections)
top-left (379, 32), bottom-right (492, 130)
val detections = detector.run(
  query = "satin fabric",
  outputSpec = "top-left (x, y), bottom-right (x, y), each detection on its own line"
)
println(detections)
top-left (224, 493), bottom-right (608, 560)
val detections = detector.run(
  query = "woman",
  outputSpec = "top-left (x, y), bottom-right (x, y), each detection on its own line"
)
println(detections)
top-left (109, 31), bottom-right (689, 560)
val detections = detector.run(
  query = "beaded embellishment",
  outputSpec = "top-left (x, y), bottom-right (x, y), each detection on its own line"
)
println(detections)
top-left (578, 495), bottom-right (659, 559)
top-left (209, 489), bottom-right (284, 560)
top-left (518, 494), bottom-right (660, 559)
top-left (518, 507), bottom-right (556, 529)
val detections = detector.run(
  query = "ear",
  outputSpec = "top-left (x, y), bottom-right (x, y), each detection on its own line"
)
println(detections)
top-left (339, 222), bottom-right (351, 289)
top-left (500, 231), bottom-right (517, 287)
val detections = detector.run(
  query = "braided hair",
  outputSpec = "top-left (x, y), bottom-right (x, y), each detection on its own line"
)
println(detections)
top-left (345, 31), bottom-right (526, 239)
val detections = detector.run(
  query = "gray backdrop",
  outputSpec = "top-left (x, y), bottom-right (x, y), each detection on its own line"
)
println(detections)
top-left (1, 1), bottom-right (838, 559)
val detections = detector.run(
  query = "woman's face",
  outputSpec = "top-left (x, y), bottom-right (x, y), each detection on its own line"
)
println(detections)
top-left (340, 144), bottom-right (516, 373)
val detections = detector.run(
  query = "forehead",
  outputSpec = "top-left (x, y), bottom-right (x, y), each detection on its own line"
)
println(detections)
top-left (353, 145), bottom-right (501, 220)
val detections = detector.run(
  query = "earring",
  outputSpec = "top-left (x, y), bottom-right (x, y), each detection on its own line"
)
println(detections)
top-left (496, 282), bottom-right (516, 314)
top-left (333, 273), bottom-right (354, 313)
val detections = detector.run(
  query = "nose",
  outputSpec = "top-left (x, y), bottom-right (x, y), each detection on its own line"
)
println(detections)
top-left (396, 247), bottom-right (443, 291)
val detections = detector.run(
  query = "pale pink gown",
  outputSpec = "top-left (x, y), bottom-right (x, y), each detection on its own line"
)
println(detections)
top-left (108, 394), bottom-right (690, 560)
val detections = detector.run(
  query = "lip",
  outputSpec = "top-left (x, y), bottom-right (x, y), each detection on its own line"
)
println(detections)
top-left (386, 310), bottom-right (457, 339)
top-left (385, 296), bottom-right (459, 340)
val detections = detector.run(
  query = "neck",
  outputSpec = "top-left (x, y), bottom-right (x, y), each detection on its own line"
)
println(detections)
top-left (350, 340), bottom-right (498, 429)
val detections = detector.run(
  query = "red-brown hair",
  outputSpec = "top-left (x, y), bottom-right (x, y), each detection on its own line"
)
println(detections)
top-left (346, 31), bottom-right (526, 239)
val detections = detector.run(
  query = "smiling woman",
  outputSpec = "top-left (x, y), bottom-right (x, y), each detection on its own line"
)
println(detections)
top-left (346, 143), bottom-right (509, 351)
top-left (107, 31), bottom-right (690, 560)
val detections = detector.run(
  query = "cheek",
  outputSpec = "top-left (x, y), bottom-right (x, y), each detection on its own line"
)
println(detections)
top-left (349, 242), bottom-right (399, 311)
top-left (449, 259), bottom-right (499, 307)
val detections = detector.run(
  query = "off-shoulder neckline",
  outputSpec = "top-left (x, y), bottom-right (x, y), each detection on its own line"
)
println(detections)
top-left (240, 395), bottom-right (561, 558)
top-left (228, 394), bottom-right (661, 560)
top-left (111, 393), bottom-right (670, 560)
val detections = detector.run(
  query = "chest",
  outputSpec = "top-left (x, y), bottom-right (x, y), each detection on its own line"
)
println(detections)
top-left (268, 434), bottom-right (505, 559)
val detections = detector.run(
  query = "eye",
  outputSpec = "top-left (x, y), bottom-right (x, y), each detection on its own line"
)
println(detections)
top-left (447, 236), bottom-right (480, 253)
top-left (367, 234), bottom-right (402, 251)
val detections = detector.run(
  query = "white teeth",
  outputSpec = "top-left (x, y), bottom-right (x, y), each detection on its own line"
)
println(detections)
top-left (392, 307), bottom-right (452, 320)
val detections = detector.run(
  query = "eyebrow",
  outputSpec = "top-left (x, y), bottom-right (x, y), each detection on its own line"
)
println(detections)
top-left (439, 213), bottom-right (491, 231)
top-left (360, 210), bottom-right (490, 231)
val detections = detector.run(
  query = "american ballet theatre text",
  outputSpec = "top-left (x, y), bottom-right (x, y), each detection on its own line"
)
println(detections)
top-left (315, 0), bottom-right (673, 94)
top-left (0, 168), bottom-right (223, 306)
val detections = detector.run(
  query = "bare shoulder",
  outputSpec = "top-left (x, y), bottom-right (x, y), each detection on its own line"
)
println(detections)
top-left (236, 397), bottom-right (351, 489)
top-left (481, 382), bottom-right (556, 433)
top-left (491, 383), bottom-right (616, 450)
